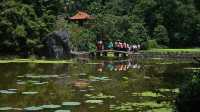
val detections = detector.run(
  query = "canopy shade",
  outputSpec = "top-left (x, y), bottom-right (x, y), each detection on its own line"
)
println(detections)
top-left (69, 11), bottom-right (94, 20)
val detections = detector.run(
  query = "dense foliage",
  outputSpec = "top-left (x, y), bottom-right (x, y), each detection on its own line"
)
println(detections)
top-left (176, 71), bottom-right (200, 112)
top-left (0, 0), bottom-right (63, 55)
top-left (65, 0), bottom-right (200, 50)
top-left (0, 0), bottom-right (200, 54)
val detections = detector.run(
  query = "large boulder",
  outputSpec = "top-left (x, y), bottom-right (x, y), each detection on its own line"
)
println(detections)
top-left (41, 31), bottom-right (71, 58)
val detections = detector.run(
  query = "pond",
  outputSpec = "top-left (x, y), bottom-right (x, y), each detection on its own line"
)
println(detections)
top-left (0, 58), bottom-right (196, 112)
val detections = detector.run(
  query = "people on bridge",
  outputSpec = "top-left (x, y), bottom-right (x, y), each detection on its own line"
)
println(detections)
top-left (96, 40), bottom-right (141, 53)
top-left (107, 41), bottom-right (113, 49)
top-left (96, 40), bottom-right (104, 51)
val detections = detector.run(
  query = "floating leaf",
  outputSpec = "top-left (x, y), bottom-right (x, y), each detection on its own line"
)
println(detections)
top-left (184, 68), bottom-right (200, 70)
top-left (55, 110), bottom-right (71, 112)
top-left (26, 75), bottom-right (59, 79)
top-left (85, 100), bottom-right (103, 104)
top-left (0, 90), bottom-right (16, 94)
top-left (33, 82), bottom-right (48, 85)
top-left (22, 92), bottom-right (38, 95)
top-left (8, 89), bottom-right (17, 91)
top-left (40, 105), bottom-right (61, 109)
top-left (62, 102), bottom-right (81, 106)
top-left (17, 76), bottom-right (25, 78)
top-left (85, 93), bottom-right (115, 99)
top-left (17, 81), bottom-right (26, 85)
top-left (13, 108), bottom-right (22, 111)
top-left (79, 73), bottom-right (87, 76)
top-left (24, 106), bottom-right (43, 111)
top-left (0, 107), bottom-right (12, 111)
top-left (132, 91), bottom-right (162, 97)
top-left (89, 76), bottom-right (110, 81)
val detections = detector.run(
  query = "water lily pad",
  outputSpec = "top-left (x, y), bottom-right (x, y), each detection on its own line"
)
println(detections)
top-left (0, 107), bottom-right (12, 111)
top-left (85, 100), bottom-right (103, 104)
top-left (184, 68), bottom-right (200, 70)
top-left (62, 102), bottom-right (81, 106)
top-left (132, 91), bottom-right (162, 97)
top-left (0, 90), bottom-right (16, 94)
top-left (17, 76), bottom-right (25, 78)
top-left (85, 93), bottom-right (115, 99)
top-left (79, 73), bottom-right (87, 76)
top-left (40, 105), bottom-right (61, 109)
top-left (87, 63), bottom-right (102, 65)
top-left (22, 92), bottom-right (38, 95)
top-left (13, 108), bottom-right (22, 111)
top-left (8, 89), bottom-right (17, 91)
top-left (33, 82), bottom-right (48, 85)
top-left (26, 75), bottom-right (59, 79)
top-left (24, 106), bottom-right (43, 111)
top-left (17, 81), bottom-right (26, 85)
top-left (55, 110), bottom-right (71, 112)
top-left (152, 107), bottom-right (172, 112)
top-left (89, 76), bottom-right (110, 81)
top-left (27, 80), bottom-right (40, 83)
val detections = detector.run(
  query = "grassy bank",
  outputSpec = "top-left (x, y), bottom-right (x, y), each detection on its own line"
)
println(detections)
top-left (0, 59), bottom-right (74, 64)
top-left (143, 48), bottom-right (200, 53)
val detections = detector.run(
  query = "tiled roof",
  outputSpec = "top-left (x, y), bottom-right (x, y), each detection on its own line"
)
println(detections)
top-left (69, 11), bottom-right (94, 20)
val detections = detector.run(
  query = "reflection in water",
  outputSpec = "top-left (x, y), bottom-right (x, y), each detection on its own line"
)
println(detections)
top-left (96, 60), bottom-right (141, 72)
top-left (0, 59), bottom-right (194, 112)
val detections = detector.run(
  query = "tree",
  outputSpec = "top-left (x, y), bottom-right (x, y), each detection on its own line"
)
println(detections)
top-left (153, 25), bottom-right (169, 46)
top-left (0, 0), bottom-right (59, 55)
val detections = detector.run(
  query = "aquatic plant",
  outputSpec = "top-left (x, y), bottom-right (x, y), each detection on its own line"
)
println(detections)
top-left (22, 92), bottom-right (38, 95)
top-left (0, 90), bottom-right (16, 94)
top-left (109, 101), bottom-right (170, 112)
top-left (85, 100), bottom-right (103, 104)
top-left (25, 74), bottom-right (60, 79)
top-left (0, 107), bottom-right (12, 111)
top-left (85, 93), bottom-right (115, 99)
top-left (24, 106), bottom-right (43, 111)
top-left (40, 105), bottom-right (61, 109)
top-left (55, 110), bottom-right (71, 112)
top-left (62, 102), bottom-right (81, 106)
top-left (89, 76), bottom-right (111, 81)
top-left (132, 91), bottom-right (162, 97)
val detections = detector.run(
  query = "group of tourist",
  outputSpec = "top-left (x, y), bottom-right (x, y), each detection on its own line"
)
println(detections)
top-left (96, 40), bottom-right (141, 52)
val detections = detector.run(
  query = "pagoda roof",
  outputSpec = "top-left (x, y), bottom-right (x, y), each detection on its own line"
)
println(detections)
top-left (69, 11), bottom-right (94, 20)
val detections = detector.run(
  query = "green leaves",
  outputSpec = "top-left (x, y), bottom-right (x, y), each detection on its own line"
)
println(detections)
top-left (0, 0), bottom-right (58, 54)
top-left (14, 25), bottom-right (27, 38)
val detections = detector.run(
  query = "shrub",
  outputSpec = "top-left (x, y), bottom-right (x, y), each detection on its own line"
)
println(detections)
top-left (143, 40), bottom-right (159, 50)
top-left (176, 72), bottom-right (200, 112)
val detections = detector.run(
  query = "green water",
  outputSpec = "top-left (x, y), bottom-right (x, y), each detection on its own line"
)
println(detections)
top-left (0, 59), bottom-right (195, 112)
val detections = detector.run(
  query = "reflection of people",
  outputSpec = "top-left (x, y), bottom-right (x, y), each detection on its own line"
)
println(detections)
top-left (97, 63), bottom-right (104, 72)
top-left (107, 63), bottom-right (114, 71)
top-left (95, 60), bottom-right (141, 72)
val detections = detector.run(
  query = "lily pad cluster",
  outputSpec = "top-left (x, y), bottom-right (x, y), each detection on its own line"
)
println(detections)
top-left (24, 74), bottom-right (60, 79)
top-left (89, 76), bottom-right (111, 81)
top-left (22, 92), bottom-right (39, 95)
top-left (0, 107), bottom-right (22, 111)
top-left (85, 93), bottom-right (115, 99)
top-left (85, 100), bottom-right (104, 104)
top-left (17, 102), bottom-right (81, 111)
top-left (0, 90), bottom-right (17, 94)
top-left (132, 91), bottom-right (163, 97)
top-left (158, 88), bottom-right (179, 93)
top-left (109, 101), bottom-right (170, 112)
